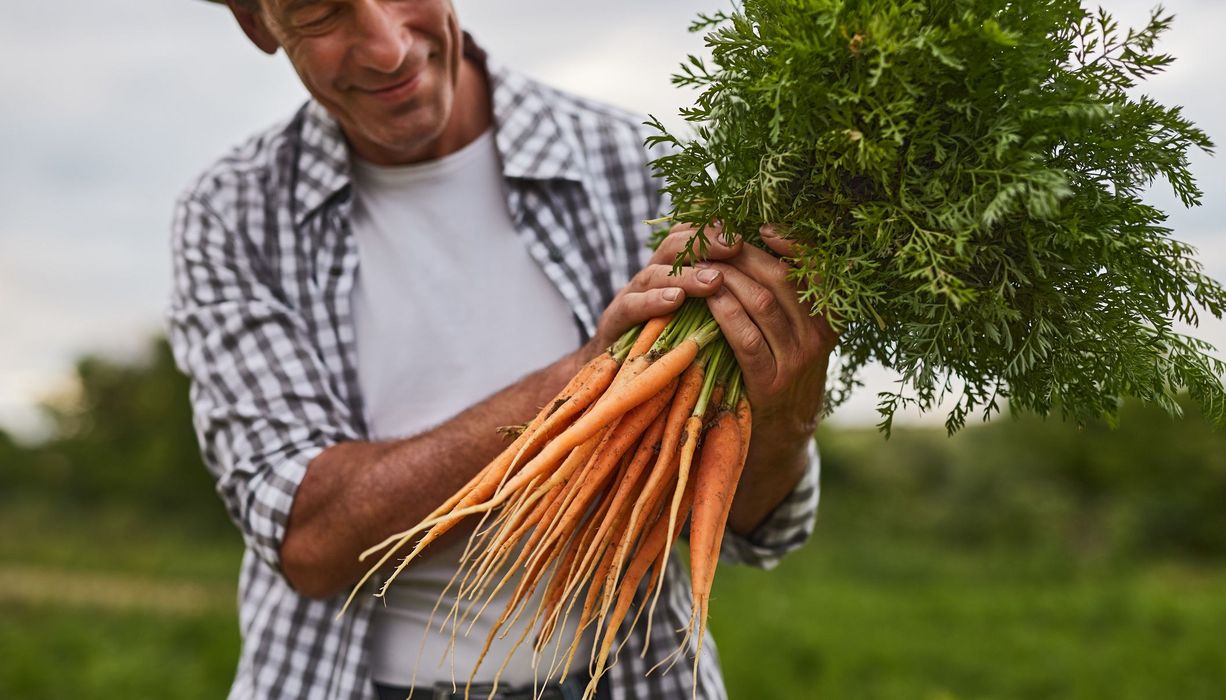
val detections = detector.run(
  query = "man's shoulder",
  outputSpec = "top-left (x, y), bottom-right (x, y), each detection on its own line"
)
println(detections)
top-left (531, 79), bottom-right (649, 136)
top-left (501, 67), bottom-right (656, 158)
top-left (177, 104), bottom-right (309, 217)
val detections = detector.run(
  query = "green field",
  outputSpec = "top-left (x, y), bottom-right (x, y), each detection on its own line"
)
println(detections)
top-left (4, 496), bottom-right (1225, 700)
top-left (711, 539), bottom-right (1226, 699)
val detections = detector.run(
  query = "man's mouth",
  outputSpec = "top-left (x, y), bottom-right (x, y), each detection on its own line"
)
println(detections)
top-left (361, 73), bottom-right (422, 102)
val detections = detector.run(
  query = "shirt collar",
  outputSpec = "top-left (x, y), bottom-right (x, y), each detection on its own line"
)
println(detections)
top-left (292, 42), bottom-right (584, 227)
top-left (293, 100), bottom-right (352, 227)
top-left (486, 58), bottom-right (585, 183)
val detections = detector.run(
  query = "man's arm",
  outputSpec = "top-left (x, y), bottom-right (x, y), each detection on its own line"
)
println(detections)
top-left (278, 254), bottom-right (736, 599)
top-left (280, 349), bottom-right (585, 598)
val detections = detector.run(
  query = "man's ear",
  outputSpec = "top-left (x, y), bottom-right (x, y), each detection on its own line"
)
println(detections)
top-left (226, 1), bottom-right (280, 55)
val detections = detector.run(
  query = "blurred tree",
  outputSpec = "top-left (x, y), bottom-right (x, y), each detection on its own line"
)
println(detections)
top-left (819, 400), bottom-right (1226, 561)
top-left (3, 338), bottom-right (230, 534)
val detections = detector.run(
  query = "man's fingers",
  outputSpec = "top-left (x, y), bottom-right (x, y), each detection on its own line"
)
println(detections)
top-left (627, 263), bottom-right (725, 297)
top-left (598, 288), bottom-right (686, 342)
top-left (705, 243), bottom-right (814, 334)
top-left (700, 261), bottom-right (798, 357)
top-left (651, 222), bottom-right (742, 265)
top-left (759, 224), bottom-right (801, 259)
top-left (706, 286), bottom-right (778, 389)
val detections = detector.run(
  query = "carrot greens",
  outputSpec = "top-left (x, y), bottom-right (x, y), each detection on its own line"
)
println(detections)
top-left (646, 0), bottom-right (1226, 433)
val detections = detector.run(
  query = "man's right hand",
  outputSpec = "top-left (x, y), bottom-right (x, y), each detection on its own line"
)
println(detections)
top-left (585, 222), bottom-right (742, 356)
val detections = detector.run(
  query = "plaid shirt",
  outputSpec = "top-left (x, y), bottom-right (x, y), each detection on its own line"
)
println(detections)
top-left (167, 53), bottom-right (820, 700)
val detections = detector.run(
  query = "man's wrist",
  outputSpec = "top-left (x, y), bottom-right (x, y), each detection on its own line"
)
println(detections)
top-left (729, 433), bottom-right (810, 535)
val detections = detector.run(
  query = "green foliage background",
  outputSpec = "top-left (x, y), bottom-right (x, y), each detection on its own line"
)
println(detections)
top-left (2, 339), bottom-right (1225, 698)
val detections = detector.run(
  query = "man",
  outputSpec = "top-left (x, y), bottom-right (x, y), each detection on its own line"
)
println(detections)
top-left (168, 1), bottom-right (834, 698)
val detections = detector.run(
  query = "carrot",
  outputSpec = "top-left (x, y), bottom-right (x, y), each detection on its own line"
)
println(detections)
top-left (462, 431), bottom-right (600, 601)
top-left (701, 395), bottom-right (751, 570)
top-left (685, 408), bottom-right (745, 691)
top-left (339, 352), bottom-right (624, 619)
top-left (643, 413), bottom-right (702, 641)
top-left (458, 424), bottom-right (612, 637)
top-left (583, 476), bottom-right (697, 700)
top-left (472, 470), bottom-right (618, 693)
top-left (627, 314), bottom-right (673, 362)
top-left (379, 349), bottom-right (610, 563)
top-left (726, 395), bottom-right (753, 543)
top-left (536, 412), bottom-right (669, 680)
top-left (557, 410), bottom-right (667, 618)
top-left (523, 379), bottom-right (677, 586)
top-left (534, 497), bottom-right (608, 656)
top-left (604, 358), bottom-right (705, 605)
top-left (339, 427), bottom-right (533, 617)
top-left (448, 491), bottom-right (568, 646)
top-left (578, 533), bottom-right (620, 638)
top-left (502, 352), bottom-right (619, 489)
top-left (368, 349), bottom-right (693, 601)
top-left (348, 318), bottom-right (721, 691)
top-left (501, 384), bottom-right (674, 678)
top-left (496, 337), bottom-right (700, 499)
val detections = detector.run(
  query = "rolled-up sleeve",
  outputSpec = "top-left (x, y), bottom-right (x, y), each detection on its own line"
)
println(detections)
top-left (716, 438), bottom-right (821, 570)
top-left (166, 193), bottom-right (360, 572)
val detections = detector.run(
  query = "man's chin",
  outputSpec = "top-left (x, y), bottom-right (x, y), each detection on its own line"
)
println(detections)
top-left (348, 123), bottom-right (449, 164)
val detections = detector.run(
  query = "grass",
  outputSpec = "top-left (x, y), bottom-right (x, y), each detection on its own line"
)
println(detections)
top-left (3, 498), bottom-right (1225, 699)
top-left (0, 601), bottom-right (237, 700)
top-left (710, 542), bottom-right (1226, 699)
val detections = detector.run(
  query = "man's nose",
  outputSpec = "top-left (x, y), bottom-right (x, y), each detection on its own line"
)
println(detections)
top-left (351, 1), bottom-right (410, 73)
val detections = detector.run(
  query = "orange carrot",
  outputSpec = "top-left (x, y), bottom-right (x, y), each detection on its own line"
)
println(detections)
top-left (365, 345), bottom-right (699, 601)
top-left (584, 475), bottom-right (697, 700)
top-left (503, 352), bottom-right (620, 487)
top-left (345, 352), bottom-right (617, 615)
top-left (627, 315), bottom-right (672, 362)
top-left (525, 379), bottom-right (677, 581)
top-left (534, 502), bottom-right (606, 652)
top-left (537, 410), bottom-right (670, 678)
top-left (459, 424), bottom-right (612, 634)
top-left (685, 408), bottom-right (745, 687)
top-left (725, 395), bottom-right (753, 547)
top-left (605, 358), bottom-right (705, 600)
top-left (464, 426), bottom-right (601, 597)
top-left (561, 410), bottom-right (667, 611)
top-left (497, 338), bottom-right (700, 499)
top-left (643, 413), bottom-right (703, 640)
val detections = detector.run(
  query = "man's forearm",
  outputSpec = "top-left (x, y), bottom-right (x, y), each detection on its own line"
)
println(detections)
top-left (280, 345), bottom-right (595, 598)
top-left (726, 436), bottom-right (809, 536)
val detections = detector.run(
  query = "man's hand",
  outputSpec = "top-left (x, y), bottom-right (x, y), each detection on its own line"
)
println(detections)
top-left (668, 222), bottom-right (837, 534)
top-left (583, 223), bottom-right (745, 356)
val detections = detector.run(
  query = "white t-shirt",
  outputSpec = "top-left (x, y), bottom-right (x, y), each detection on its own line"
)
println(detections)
top-left (349, 129), bottom-right (592, 687)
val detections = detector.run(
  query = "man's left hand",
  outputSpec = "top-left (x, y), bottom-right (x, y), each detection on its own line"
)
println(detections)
top-left (691, 223), bottom-right (838, 533)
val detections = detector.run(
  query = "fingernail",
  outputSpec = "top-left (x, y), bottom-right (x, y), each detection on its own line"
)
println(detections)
top-left (760, 224), bottom-right (777, 237)
top-left (697, 269), bottom-right (720, 284)
top-left (663, 288), bottom-right (681, 302)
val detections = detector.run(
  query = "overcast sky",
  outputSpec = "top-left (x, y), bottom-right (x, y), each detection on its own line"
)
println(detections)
top-left (1, 0), bottom-right (1223, 440)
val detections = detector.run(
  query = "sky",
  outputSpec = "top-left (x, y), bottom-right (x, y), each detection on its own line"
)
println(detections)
top-left (0, 0), bottom-right (1223, 441)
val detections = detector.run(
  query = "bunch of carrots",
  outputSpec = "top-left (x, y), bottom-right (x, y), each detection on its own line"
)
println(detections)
top-left (343, 300), bottom-right (751, 699)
